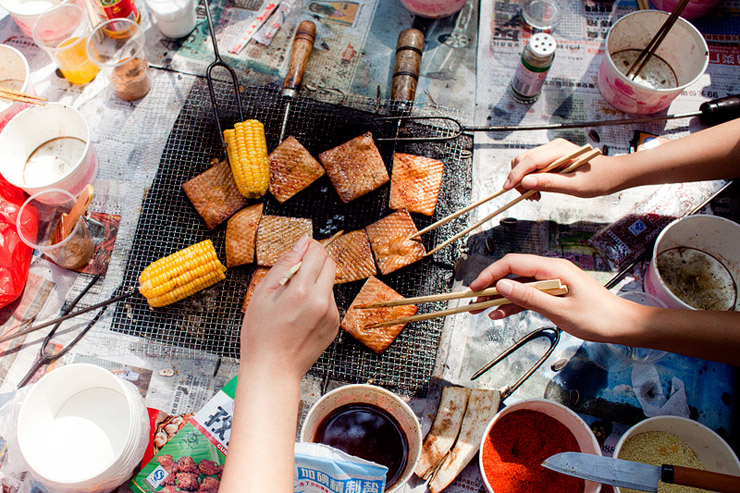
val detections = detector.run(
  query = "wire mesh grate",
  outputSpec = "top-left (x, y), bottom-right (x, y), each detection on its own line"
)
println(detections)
top-left (111, 77), bottom-right (472, 396)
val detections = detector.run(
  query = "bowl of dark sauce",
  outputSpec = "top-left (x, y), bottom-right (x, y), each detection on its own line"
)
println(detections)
top-left (300, 384), bottom-right (422, 492)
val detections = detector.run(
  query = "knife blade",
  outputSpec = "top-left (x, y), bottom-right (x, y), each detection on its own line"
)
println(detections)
top-left (543, 452), bottom-right (740, 493)
top-left (278, 20), bottom-right (316, 144)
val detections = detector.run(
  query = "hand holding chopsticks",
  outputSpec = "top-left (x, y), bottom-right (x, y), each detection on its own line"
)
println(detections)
top-left (422, 145), bottom-right (602, 255)
top-left (0, 87), bottom-right (47, 105)
top-left (358, 279), bottom-right (568, 329)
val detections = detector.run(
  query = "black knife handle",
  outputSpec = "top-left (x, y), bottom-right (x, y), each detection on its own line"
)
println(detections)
top-left (662, 464), bottom-right (740, 493)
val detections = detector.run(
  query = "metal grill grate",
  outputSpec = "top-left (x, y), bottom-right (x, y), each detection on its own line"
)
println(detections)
top-left (111, 77), bottom-right (472, 396)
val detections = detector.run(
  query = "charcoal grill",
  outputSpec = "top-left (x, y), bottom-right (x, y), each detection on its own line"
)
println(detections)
top-left (111, 77), bottom-right (473, 396)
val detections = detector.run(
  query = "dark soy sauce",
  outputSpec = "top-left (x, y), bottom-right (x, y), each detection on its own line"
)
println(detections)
top-left (314, 403), bottom-right (408, 488)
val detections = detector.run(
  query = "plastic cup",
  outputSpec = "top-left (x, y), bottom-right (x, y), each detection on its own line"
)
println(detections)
top-left (0, 44), bottom-right (36, 132)
top-left (144, 0), bottom-right (197, 39)
top-left (521, 0), bottom-right (563, 31)
top-left (651, 0), bottom-right (721, 19)
top-left (0, 0), bottom-right (76, 38)
top-left (16, 188), bottom-right (95, 270)
top-left (399, 0), bottom-right (467, 18)
top-left (598, 10), bottom-right (708, 115)
top-left (0, 103), bottom-right (97, 197)
top-left (32, 3), bottom-right (99, 84)
top-left (607, 291), bottom-right (668, 365)
top-left (86, 18), bottom-right (151, 101)
top-left (645, 215), bottom-right (740, 311)
top-left (17, 363), bottom-right (149, 492)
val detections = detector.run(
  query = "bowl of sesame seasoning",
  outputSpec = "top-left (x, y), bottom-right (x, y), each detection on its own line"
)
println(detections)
top-left (614, 416), bottom-right (740, 493)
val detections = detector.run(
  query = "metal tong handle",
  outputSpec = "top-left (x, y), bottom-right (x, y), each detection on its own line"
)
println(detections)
top-left (392, 28), bottom-right (424, 106)
top-left (282, 20), bottom-right (316, 98)
top-left (203, 0), bottom-right (244, 151)
top-left (470, 327), bottom-right (561, 400)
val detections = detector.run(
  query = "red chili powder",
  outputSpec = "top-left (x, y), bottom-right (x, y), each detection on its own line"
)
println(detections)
top-left (481, 409), bottom-right (585, 493)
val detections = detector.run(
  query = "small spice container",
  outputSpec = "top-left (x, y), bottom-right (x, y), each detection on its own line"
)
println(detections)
top-left (613, 416), bottom-right (740, 493)
top-left (479, 399), bottom-right (602, 493)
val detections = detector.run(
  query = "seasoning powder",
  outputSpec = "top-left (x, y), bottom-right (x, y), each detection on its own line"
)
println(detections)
top-left (481, 409), bottom-right (584, 493)
top-left (618, 431), bottom-right (704, 493)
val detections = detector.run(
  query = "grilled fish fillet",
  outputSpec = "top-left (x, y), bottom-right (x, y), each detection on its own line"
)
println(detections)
top-left (269, 136), bottom-right (325, 203)
top-left (365, 209), bottom-right (426, 275)
top-left (389, 152), bottom-right (445, 216)
top-left (225, 203), bottom-right (263, 267)
top-left (182, 159), bottom-right (248, 229)
top-left (325, 230), bottom-right (377, 284)
top-left (255, 215), bottom-right (313, 267)
top-left (341, 276), bottom-right (417, 354)
top-left (318, 132), bottom-right (389, 203)
top-left (241, 267), bottom-right (269, 312)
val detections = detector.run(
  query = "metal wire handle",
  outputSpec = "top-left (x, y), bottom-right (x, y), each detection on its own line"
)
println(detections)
top-left (470, 326), bottom-right (561, 400)
top-left (203, 0), bottom-right (244, 152)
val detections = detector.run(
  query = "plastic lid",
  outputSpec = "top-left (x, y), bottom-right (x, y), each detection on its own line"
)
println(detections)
top-left (521, 0), bottom-right (563, 31)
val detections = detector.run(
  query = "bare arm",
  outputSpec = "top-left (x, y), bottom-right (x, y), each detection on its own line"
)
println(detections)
top-left (470, 254), bottom-right (740, 366)
top-left (504, 119), bottom-right (740, 198)
top-left (220, 238), bottom-right (339, 493)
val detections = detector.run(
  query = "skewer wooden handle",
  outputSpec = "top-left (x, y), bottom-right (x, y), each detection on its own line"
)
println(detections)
top-left (667, 465), bottom-right (740, 493)
top-left (282, 20), bottom-right (316, 98)
top-left (391, 28), bottom-right (424, 102)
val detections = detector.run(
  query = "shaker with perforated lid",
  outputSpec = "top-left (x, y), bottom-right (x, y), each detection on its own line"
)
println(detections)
top-left (510, 32), bottom-right (556, 103)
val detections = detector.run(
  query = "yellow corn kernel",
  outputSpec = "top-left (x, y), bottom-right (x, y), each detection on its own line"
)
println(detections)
top-left (224, 119), bottom-right (270, 199)
top-left (139, 240), bottom-right (227, 307)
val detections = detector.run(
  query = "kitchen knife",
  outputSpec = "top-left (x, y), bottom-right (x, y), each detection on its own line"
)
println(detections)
top-left (542, 452), bottom-right (740, 493)
top-left (278, 20), bottom-right (316, 143)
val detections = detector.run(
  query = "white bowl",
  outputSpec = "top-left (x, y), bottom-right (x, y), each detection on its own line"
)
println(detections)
top-left (300, 384), bottom-right (422, 493)
top-left (0, 44), bottom-right (34, 131)
top-left (479, 399), bottom-right (602, 493)
top-left (645, 215), bottom-right (740, 311)
top-left (0, 102), bottom-right (97, 199)
top-left (613, 416), bottom-right (740, 493)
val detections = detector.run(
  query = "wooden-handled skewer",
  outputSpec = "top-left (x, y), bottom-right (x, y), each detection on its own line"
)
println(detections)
top-left (363, 281), bottom-right (568, 329)
top-left (410, 144), bottom-right (593, 241)
top-left (0, 87), bottom-right (48, 105)
top-left (425, 147), bottom-right (602, 256)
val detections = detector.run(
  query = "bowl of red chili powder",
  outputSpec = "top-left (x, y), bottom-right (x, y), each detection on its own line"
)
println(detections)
top-left (479, 399), bottom-right (602, 493)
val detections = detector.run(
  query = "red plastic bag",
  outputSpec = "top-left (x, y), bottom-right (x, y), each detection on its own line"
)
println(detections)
top-left (0, 175), bottom-right (36, 309)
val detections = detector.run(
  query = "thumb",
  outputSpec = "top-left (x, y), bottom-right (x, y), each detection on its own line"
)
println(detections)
top-left (496, 278), bottom-right (560, 314)
top-left (521, 173), bottom-right (576, 195)
top-left (264, 235), bottom-right (310, 285)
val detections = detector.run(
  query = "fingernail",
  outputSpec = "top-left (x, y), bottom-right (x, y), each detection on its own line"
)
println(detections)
top-left (497, 279), bottom-right (514, 296)
top-left (489, 310), bottom-right (503, 320)
top-left (503, 177), bottom-right (511, 189)
top-left (521, 176), bottom-right (536, 189)
top-left (293, 235), bottom-right (310, 252)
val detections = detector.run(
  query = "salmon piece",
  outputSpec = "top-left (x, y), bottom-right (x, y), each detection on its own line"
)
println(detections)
top-left (269, 136), bottom-right (325, 203)
top-left (389, 152), bottom-right (444, 216)
top-left (182, 159), bottom-right (248, 229)
top-left (341, 276), bottom-right (417, 353)
top-left (325, 230), bottom-right (376, 284)
top-left (225, 203), bottom-right (263, 267)
top-left (242, 267), bottom-right (269, 312)
top-left (255, 215), bottom-right (312, 266)
top-left (318, 132), bottom-right (389, 203)
top-left (365, 209), bottom-right (426, 275)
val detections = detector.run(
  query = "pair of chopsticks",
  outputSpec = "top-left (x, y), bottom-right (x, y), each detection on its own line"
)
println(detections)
top-left (626, 0), bottom-right (691, 80)
top-left (0, 86), bottom-right (47, 105)
top-left (357, 279), bottom-right (568, 329)
top-left (279, 230), bottom-right (345, 285)
top-left (416, 144), bottom-right (601, 255)
top-left (636, 0), bottom-right (650, 10)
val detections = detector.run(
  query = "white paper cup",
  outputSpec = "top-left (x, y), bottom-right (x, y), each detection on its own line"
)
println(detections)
top-left (144, 0), bottom-right (197, 39)
top-left (0, 44), bottom-right (35, 132)
top-left (645, 215), bottom-right (740, 310)
top-left (17, 363), bottom-right (149, 492)
top-left (0, 102), bottom-right (97, 198)
top-left (613, 416), bottom-right (740, 493)
top-left (300, 384), bottom-right (422, 493)
top-left (479, 399), bottom-right (602, 493)
top-left (598, 11), bottom-right (708, 115)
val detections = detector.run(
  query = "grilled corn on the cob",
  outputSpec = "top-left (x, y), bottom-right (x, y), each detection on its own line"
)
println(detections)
top-left (224, 119), bottom-right (270, 199)
top-left (139, 240), bottom-right (227, 307)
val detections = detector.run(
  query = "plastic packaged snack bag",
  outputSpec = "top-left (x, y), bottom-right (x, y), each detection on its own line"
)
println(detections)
top-left (0, 175), bottom-right (35, 309)
top-left (294, 442), bottom-right (387, 493)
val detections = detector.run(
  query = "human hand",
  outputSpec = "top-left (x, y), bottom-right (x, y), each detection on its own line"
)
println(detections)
top-left (470, 254), bottom-right (642, 344)
top-left (503, 139), bottom-right (615, 199)
top-left (241, 237), bottom-right (339, 380)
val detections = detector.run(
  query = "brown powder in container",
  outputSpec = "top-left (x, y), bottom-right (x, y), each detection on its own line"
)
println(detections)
top-left (110, 57), bottom-right (151, 101)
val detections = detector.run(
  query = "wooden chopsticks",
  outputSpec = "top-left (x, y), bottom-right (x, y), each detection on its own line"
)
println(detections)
top-left (626, 0), bottom-right (691, 80)
top-left (0, 86), bottom-right (48, 105)
top-left (425, 146), bottom-right (602, 256)
top-left (359, 279), bottom-right (568, 329)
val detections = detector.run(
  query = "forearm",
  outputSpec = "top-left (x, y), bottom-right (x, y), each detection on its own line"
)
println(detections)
top-left (609, 119), bottom-right (740, 192)
top-left (220, 363), bottom-right (302, 493)
top-left (619, 305), bottom-right (740, 366)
